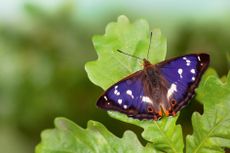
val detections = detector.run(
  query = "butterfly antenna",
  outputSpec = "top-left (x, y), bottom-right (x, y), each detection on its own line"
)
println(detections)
top-left (147, 32), bottom-right (153, 60)
top-left (116, 49), bottom-right (143, 60)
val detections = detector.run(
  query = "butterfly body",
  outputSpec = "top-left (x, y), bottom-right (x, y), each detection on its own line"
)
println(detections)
top-left (97, 54), bottom-right (210, 120)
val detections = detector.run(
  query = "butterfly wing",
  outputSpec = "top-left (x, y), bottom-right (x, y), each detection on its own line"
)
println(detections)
top-left (157, 53), bottom-right (210, 114)
top-left (97, 70), bottom-right (162, 120)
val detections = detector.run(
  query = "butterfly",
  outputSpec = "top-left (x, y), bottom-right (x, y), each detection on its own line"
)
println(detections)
top-left (97, 52), bottom-right (210, 120)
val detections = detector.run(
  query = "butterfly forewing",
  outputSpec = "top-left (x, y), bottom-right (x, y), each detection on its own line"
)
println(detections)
top-left (157, 54), bottom-right (210, 112)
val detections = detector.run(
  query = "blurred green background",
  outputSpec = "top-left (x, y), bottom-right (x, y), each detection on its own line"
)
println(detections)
top-left (0, 1), bottom-right (230, 153)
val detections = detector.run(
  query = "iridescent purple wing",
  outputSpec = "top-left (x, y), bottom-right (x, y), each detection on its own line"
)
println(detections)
top-left (157, 53), bottom-right (210, 113)
top-left (97, 71), bottom-right (161, 120)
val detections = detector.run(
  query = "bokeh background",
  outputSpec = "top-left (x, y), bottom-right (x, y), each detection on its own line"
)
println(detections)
top-left (0, 1), bottom-right (230, 153)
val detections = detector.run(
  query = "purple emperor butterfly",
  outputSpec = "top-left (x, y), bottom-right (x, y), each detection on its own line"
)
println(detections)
top-left (97, 33), bottom-right (210, 120)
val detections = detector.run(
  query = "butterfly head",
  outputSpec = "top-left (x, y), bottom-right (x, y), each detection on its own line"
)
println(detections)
top-left (143, 58), bottom-right (152, 68)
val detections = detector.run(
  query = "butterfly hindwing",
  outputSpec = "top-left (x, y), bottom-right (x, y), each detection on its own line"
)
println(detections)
top-left (157, 54), bottom-right (210, 112)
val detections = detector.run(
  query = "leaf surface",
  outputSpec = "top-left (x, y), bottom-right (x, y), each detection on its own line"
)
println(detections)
top-left (85, 15), bottom-right (166, 90)
top-left (35, 117), bottom-right (149, 153)
top-left (186, 69), bottom-right (230, 153)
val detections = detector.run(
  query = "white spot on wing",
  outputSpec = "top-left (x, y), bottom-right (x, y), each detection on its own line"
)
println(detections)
top-left (142, 96), bottom-right (152, 103)
top-left (191, 69), bottom-right (195, 74)
top-left (126, 90), bottom-right (134, 99)
top-left (186, 59), bottom-right (191, 66)
top-left (126, 90), bottom-right (132, 95)
top-left (192, 77), bottom-right (195, 81)
top-left (183, 57), bottom-right (192, 66)
top-left (167, 83), bottom-right (177, 99)
top-left (198, 56), bottom-right (201, 61)
top-left (118, 99), bottom-right (122, 104)
top-left (104, 96), bottom-right (108, 101)
top-left (114, 88), bottom-right (120, 96)
top-left (123, 105), bottom-right (128, 109)
top-left (114, 90), bottom-right (117, 94)
top-left (178, 68), bottom-right (183, 78)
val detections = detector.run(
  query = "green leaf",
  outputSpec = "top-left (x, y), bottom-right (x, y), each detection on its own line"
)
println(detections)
top-left (108, 111), bottom-right (184, 153)
top-left (85, 15), bottom-right (166, 90)
top-left (36, 15), bottom-right (230, 153)
top-left (35, 115), bottom-right (183, 153)
top-left (35, 117), bottom-right (150, 153)
top-left (186, 69), bottom-right (230, 153)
